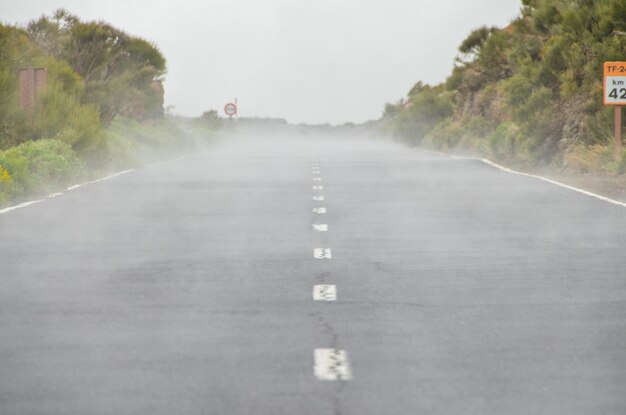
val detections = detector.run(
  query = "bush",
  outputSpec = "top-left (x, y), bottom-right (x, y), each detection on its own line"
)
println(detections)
top-left (104, 116), bottom-right (195, 165)
top-left (91, 115), bottom-right (218, 174)
top-left (0, 139), bottom-right (84, 204)
top-left (563, 144), bottom-right (613, 173)
top-left (615, 150), bottom-right (626, 175)
top-left (489, 122), bottom-right (521, 161)
top-left (0, 164), bottom-right (18, 205)
top-left (389, 85), bottom-right (454, 146)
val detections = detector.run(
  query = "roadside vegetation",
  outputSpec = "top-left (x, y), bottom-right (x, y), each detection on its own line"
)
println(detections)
top-left (383, 0), bottom-right (626, 175)
top-left (0, 9), bottom-right (220, 206)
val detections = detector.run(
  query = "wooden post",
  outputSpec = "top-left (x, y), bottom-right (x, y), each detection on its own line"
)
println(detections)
top-left (616, 106), bottom-right (622, 161)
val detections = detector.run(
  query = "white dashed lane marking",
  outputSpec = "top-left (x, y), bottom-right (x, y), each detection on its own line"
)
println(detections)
top-left (314, 349), bottom-right (352, 381)
top-left (312, 185), bottom-right (323, 190)
top-left (312, 177), bottom-right (322, 181)
top-left (313, 196), bottom-right (324, 201)
top-left (312, 224), bottom-right (328, 232)
top-left (313, 285), bottom-right (337, 301)
top-left (313, 248), bottom-right (332, 259)
top-left (313, 207), bottom-right (327, 214)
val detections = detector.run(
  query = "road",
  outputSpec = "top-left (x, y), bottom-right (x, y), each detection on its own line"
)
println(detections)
top-left (1, 136), bottom-right (625, 414)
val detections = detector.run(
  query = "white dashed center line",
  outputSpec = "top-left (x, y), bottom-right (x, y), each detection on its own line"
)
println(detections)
top-left (309, 163), bottom-right (346, 379)
top-left (313, 248), bottom-right (332, 259)
top-left (313, 285), bottom-right (337, 301)
top-left (314, 349), bottom-right (352, 381)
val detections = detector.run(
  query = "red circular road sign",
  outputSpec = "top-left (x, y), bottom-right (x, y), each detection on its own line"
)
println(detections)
top-left (224, 103), bottom-right (237, 116)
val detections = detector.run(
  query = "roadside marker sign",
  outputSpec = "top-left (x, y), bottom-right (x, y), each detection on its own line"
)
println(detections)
top-left (604, 62), bottom-right (626, 105)
top-left (603, 62), bottom-right (625, 159)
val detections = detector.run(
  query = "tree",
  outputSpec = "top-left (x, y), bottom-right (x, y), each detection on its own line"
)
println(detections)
top-left (27, 10), bottom-right (167, 125)
top-left (459, 26), bottom-right (497, 60)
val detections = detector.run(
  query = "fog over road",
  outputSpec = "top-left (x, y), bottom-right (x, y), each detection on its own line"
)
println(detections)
top-left (1, 136), bottom-right (625, 414)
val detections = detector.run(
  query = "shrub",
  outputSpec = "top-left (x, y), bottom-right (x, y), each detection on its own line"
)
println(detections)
top-left (0, 139), bottom-right (84, 203)
top-left (615, 150), bottom-right (626, 175)
top-left (489, 121), bottom-right (522, 162)
top-left (563, 144), bottom-right (613, 173)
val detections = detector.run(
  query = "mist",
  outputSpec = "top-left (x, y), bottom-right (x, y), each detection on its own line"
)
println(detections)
top-left (2, 1), bottom-right (626, 413)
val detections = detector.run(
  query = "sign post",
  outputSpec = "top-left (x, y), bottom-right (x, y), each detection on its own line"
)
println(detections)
top-left (603, 62), bottom-right (626, 160)
top-left (616, 106), bottom-right (622, 158)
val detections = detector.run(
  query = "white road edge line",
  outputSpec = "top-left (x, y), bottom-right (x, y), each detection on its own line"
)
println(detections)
top-left (66, 169), bottom-right (136, 191)
top-left (313, 285), bottom-right (337, 301)
top-left (0, 155), bottom-right (192, 216)
top-left (314, 349), bottom-right (352, 381)
top-left (480, 158), bottom-right (626, 208)
top-left (418, 148), bottom-right (626, 208)
top-left (0, 169), bottom-right (135, 215)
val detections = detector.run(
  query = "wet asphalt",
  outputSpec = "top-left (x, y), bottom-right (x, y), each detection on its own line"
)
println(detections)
top-left (1, 137), bottom-right (625, 414)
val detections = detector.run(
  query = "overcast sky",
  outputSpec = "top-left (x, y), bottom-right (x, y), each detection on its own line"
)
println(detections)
top-left (1, 0), bottom-right (521, 124)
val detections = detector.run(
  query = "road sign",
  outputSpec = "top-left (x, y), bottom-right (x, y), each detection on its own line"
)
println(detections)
top-left (604, 62), bottom-right (626, 160)
top-left (604, 62), bottom-right (626, 105)
top-left (224, 102), bottom-right (237, 117)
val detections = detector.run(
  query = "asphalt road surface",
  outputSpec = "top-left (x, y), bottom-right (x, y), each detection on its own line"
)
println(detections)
top-left (1, 136), bottom-right (626, 415)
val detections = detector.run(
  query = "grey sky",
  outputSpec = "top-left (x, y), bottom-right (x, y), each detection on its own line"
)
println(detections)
top-left (1, 0), bottom-right (521, 124)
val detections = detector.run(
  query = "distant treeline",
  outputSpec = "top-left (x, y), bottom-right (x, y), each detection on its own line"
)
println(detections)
top-left (225, 116), bottom-right (380, 139)
top-left (383, 0), bottom-right (626, 174)
top-left (0, 9), bottom-right (219, 205)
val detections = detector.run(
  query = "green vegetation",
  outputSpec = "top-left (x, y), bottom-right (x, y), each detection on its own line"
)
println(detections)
top-left (0, 10), bottom-right (220, 206)
top-left (383, 0), bottom-right (626, 174)
top-left (0, 139), bottom-right (84, 205)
